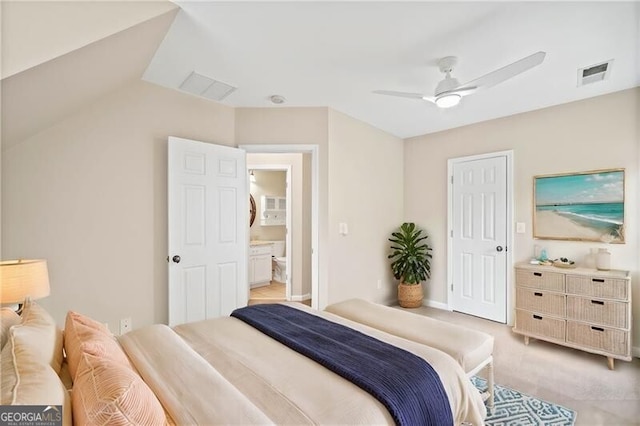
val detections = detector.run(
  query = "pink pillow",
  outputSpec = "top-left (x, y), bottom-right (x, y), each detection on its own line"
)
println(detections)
top-left (64, 311), bottom-right (131, 381)
top-left (73, 352), bottom-right (166, 426)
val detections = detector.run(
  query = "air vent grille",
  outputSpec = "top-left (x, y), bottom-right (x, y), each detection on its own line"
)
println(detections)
top-left (578, 60), bottom-right (613, 86)
top-left (179, 71), bottom-right (236, 101)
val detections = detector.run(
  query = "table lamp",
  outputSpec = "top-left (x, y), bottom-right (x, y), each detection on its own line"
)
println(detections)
top-left (0, 259), bottom-right (51, 308)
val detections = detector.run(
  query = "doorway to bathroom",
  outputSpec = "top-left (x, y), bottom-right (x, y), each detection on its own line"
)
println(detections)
top-left (247, 165), bottom-right (292, 304)
top-left (245, 149), bottom-right (314, 308)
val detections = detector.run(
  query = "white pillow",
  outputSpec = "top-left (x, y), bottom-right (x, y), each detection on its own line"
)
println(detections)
top-left (10, 299), bottom-right (64, 374)
top-left (0, 308), bottom-right (21, 349)
top-left (0, 332), bottom-right (71, 425)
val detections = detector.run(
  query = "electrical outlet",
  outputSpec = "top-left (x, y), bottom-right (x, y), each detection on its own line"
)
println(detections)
top-left (120, 318), bottom-right (132, 335)
top-left (377, 279), bottom-right (382, 290)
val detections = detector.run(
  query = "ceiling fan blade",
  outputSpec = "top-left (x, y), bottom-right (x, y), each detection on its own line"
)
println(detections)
top-left (372, 90), bottom-right (427, 100)
top-left (444, 86), bottom-right (478, 97)
top-left (459, 51), bottom-right (546, 90)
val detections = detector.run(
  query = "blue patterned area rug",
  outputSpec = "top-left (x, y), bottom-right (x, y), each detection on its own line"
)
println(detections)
top-left (471, 376), bottom-right (577, 426)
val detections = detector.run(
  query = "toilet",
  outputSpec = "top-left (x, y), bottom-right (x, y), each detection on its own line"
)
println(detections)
top-left (269, 240), bottom-right (287, 283)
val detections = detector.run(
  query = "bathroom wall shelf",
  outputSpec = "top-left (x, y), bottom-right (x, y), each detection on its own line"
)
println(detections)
top-left (260, 195), bottom-right (286, 226)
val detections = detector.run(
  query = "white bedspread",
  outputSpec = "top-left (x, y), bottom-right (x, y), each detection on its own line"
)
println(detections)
top-left (118, 303), bottom-right (486, 425)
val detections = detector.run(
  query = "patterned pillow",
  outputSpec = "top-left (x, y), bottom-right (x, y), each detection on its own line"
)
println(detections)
top-left (64, 311), bottom-right (132, 381)
top-left (0, 308), bottom-right (21, 349)
top-left (10, 300), bottom-right (64, 374)
top-left (73, 352), bottom-right (166, 425)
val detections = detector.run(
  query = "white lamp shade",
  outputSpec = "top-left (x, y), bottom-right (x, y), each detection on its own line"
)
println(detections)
top-left (0, 260), bottom-right (51, 304)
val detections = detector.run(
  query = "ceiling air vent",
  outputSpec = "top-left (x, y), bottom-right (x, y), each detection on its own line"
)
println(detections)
top-left (179, 71), bottom-right (236, 101)
top-left (577, 60), bottom-right (613, 86)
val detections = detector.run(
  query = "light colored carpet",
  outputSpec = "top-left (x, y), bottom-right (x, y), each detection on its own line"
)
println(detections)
top-left (402, 306), bottom-right (640, 426)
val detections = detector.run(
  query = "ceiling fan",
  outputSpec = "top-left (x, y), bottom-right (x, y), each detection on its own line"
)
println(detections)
top-left (373, 51), bottom-right (546, 108)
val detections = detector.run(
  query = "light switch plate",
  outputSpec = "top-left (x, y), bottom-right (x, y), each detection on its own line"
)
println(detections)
top-left (516, 222), bottom-right (526, 233)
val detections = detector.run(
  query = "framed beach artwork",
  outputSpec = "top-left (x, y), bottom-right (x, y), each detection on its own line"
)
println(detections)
top-left (533, 169), bottom-right (625, 243)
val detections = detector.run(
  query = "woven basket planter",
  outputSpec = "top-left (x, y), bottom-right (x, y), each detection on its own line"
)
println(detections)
top-left (398, 283), bottom-right (423, 308)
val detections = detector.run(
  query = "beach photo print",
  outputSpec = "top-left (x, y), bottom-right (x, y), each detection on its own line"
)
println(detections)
top-left (533, 169), bottom-right (625, 243)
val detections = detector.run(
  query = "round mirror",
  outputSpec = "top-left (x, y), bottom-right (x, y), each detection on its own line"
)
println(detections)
top-left (249, 194), bottom-right (257, 227)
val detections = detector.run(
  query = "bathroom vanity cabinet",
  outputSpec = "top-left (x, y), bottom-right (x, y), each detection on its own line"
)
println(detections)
top-left (249, 243), bottom-right (273, 288)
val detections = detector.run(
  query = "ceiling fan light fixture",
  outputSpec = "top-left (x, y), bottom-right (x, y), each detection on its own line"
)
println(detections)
top-left (435, 93), bottom-right (461, 108)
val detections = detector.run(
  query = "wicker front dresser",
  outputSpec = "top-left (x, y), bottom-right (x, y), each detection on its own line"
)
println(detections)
top-left (513, 263), bottom-right (632, 369)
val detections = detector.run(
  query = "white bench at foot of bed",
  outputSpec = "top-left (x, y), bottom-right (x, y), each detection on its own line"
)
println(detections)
top-left (325, 298), bottom-right (495, 410)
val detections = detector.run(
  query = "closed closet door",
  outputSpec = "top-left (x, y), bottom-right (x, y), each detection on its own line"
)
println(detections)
top-left (450, 155), bottom-right (508, 323)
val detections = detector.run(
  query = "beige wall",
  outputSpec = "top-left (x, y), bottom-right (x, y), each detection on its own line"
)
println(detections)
top-left (327, 109), bottom-right (404, 305)
top-left (2, 80), bottom-right (235, 331)
top-left (1, 1), bottom-right (177, 78)
top-left (404, 88), bottom-right (639, 346)
top-left (5, 50), bottom-right (635, 357)
top-left (235, 107), bottom-right (330, 306)
top-left (247, 154), bottom-right (312, 298)
top-left (7, 100), bottom-right (398, 329)
top-left (236, 107), bottom-right (405, 308)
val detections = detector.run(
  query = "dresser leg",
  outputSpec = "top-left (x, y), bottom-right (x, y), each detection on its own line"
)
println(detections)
top-left (524, 336), bottom-right (530, 345)
top-left (607, 357), bottom-right (615, 370)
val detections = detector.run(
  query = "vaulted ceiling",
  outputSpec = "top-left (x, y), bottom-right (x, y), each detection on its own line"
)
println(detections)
top-left (145, 2), bottom-right (640, 138)
top-left (2, 1), bottom-right (639, 147)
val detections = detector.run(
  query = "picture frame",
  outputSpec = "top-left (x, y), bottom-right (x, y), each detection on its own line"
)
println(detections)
top-left (533, 168), bottom-right (625, 243)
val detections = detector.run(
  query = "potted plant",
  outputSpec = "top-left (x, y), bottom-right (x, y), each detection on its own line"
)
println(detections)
top-left (388, 222), bottom-right (432, 308)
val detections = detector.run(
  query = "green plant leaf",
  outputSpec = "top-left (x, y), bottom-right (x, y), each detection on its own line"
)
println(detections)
top-left (387, 222), bottom-right (432, 285)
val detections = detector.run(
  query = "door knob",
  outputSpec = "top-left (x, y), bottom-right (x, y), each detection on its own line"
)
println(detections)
top-left (172, 255), bottom-right (181, 263)
top-left (496, 246), bottom-right (504, 252)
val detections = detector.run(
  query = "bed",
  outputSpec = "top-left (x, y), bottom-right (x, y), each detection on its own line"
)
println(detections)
top-left (1, 299), bottom-right (487, 425)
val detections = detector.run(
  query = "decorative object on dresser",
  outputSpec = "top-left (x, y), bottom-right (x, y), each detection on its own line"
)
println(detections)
top-left (513, 262), bottom-right (631, 369)
top-left (595, 247), bottom-right (611, 270)
top-left (552, 257), bottom-right (576, 269)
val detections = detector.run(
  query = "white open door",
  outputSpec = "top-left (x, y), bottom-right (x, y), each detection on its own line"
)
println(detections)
top-left (168, 137), bottom-right (247, 326)
top-left (450, 154), bottom-right (508, 323)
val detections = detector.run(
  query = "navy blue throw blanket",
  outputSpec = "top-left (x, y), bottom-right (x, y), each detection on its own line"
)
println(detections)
top-left (231, 304), bottom-right (453, 426)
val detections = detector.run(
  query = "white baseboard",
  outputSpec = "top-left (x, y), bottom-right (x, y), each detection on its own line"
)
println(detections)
top-left (633, 346), bottom-right (640, 358)
top-left (422, 299), bottom-right (449, 310)
top-left (290, 293), bottom-right (311, 302)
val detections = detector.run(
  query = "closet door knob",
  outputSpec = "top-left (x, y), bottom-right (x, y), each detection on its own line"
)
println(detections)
top-left (172, 255), bottom-right (181, 263)
top-left (496, 246), bottom-right (504, 252)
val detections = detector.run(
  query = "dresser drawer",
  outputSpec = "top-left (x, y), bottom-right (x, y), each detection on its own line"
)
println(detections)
top-left (515, 310), bottom-right (565, 341)
top-left (566, 296), bottom-right (628, 329)
top-left (515, 269), bottom-right (565, 292)
top-left (566, 275), bottom-right (628, 300)
top-left (516, 288), bottom-right (565, 317)
top-left (566, 321), bottom-right (629, 357)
